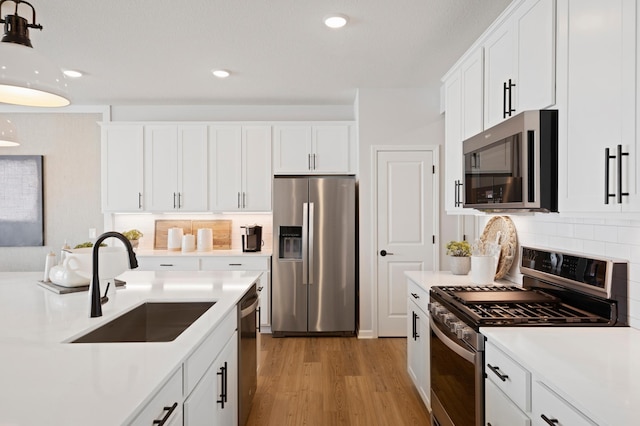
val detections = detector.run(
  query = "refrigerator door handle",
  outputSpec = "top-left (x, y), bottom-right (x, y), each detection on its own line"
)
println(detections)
top-left (302, 202), bottom-right (308, 285)
top-left (308, 202), bottom-right (314, 285)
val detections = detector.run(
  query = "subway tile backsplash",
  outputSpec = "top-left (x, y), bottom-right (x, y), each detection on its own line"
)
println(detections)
top-left (480, 214), bottom-right (640, 329)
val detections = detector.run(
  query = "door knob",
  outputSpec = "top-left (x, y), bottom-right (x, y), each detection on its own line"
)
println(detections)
top-left (380, 250), bottom-right (394, 256)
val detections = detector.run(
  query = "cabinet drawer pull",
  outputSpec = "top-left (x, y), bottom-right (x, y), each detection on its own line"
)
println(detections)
top-left (152, 402), bottom-right (178, 425)
top-left (540, 414), bottom-right (559, 425)
top-left (229, 263), bottom-right (242, 266)
top-left (487, 363), bottom-right (509, 381)
top-left (159, 264), bottom-right (174, 267)
top-left (410, 292), bottom-right (420, 299)
top-left (257, 286), bottom-right (264, 292)
top-left (217, 362), bottom-right (228, 408)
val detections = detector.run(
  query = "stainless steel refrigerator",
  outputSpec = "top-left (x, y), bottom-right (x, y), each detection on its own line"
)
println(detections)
top-left (272, 176), bottom-right (356, 336)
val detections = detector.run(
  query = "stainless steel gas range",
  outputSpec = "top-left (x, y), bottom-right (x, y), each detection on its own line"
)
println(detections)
top-left (429, 246), bottom-right (628, 426)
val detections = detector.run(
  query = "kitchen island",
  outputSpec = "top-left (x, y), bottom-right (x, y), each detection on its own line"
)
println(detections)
top-left (0, 270), bottom-right (260, 425)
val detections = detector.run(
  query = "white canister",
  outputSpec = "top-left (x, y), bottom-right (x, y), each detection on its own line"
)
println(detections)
top-left (182, 234), bottom-right (196, 252)
top-left (167, 228), bottom-right (183, 251)
top-left (43, 251), bottom-right (56, 282)
top-left (197, 228), bottom-right (213, 251)
top-left (470, 255), bottom-right (496, 285)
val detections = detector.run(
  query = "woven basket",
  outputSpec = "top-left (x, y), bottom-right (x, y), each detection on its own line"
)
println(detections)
top-left (479, 216), bottom-right (517, 279)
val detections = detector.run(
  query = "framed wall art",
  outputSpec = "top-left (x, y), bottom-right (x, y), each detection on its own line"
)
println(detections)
top-left (0, 155), bottom-right (44, 246)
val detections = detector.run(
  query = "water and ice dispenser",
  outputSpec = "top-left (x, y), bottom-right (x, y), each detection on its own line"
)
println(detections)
top-left (278, 226), bottom-right (302, 260)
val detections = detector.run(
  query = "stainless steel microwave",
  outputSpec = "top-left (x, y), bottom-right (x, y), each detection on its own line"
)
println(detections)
top-left (462, 109), bottom-right (558, 212)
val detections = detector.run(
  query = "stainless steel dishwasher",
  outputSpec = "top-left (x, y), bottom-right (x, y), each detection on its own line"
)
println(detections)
top-left (238, 283), bottom-right (258, 426)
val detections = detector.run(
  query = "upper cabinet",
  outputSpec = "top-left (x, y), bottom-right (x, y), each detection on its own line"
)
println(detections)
top-left (101, 124), bottom-right (144, 212)
top-left (144, 125), bottom-right (208, 212)
top-left (557, 0), bottom-right (640, 213)
top-left (273, 123), bottom-right (356, 174)
top-left (209, 125), bottom-right (272, 212)
top-left (483, 0), bottom-right (556, 129)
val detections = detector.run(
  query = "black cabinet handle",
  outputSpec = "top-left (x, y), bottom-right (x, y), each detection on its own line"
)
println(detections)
top-left (229, 263), bottom-right (242, 266)
top-left (605, 147), bottom-right (616, 204)
top-left (257, 286), bottom-right (264, 292)
top-left (217, 361), bottom-right (228, 408)
top-left (503, 81), bottom-right (508, 119)
top-left (411, 311), bottom-right (417, 341)
top-left (308, 153), bottom-right (312, 170)
top-left (507, 78), bottom-right (515, 116)
top-left (411, 292), bottom-right (420, 299)
top-left (138, 192), bottom-right (142, 209)
top-left (540, 414), bottom-right (559, 425)
top-left (159, 264), bottom-right (174, 267)
top-left (257, 306), bottom-right (262, 333)
top-left (617, 144), bottom-right (629, 203)
top-left (487, 364), bottom-right (509, 382)
top-left (153, 402), bottom-right (178, 425)
top-left (503, 79), bottom-right (516, 118)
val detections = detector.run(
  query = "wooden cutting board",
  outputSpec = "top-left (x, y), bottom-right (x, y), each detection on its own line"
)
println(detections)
top-left (154, 219), bottom-right (232, 250)
top-left (154, 220), bottom-right (193, 249)
top-left (193, 220), bottom-right (232, 250)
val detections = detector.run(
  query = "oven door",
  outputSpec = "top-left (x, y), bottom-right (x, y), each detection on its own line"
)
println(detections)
top-left (430, 315), bottom-right (484, 426)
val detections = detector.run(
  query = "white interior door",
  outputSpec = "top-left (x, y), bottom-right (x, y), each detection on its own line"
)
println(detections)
top-left (377, 150), bottom-right (435, 337)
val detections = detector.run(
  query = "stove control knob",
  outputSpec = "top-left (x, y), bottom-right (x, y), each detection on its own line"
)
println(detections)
top-left (457, 326), bottom-right (471, 340)
top-left (443, 313), bottom-right (456, 326)
top-left (449, 321), bottom-right (463, 333)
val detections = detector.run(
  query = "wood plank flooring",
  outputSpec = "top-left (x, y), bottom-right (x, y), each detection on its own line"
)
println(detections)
top-left (246, 335), bottom-right (431, 426)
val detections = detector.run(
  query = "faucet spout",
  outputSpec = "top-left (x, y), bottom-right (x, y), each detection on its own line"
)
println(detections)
top-left (90, 231), bottom-right (139, 318)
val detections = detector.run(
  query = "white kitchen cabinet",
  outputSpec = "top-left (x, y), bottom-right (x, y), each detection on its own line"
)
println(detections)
top-left (443, 69), bottom-right (464, 214)
top-left (406, 279), bottom-right (430, 410)
top-left (557, 0), bottom-right (639, 214)
top-left (485, 339), bottom-right (597, 426)
top-left (135, 256), bottom-right (200, 271)
top-left (184, 330), bottom-right (238, 426)
top-left (483, 0), bottom-right (556, 129)
top-left (461, 49), bottom-right (484, 140)
top-left (209, 125), bottom-right (272, 212)
top-left (273, 124), bottom-right (356, 174)
top-left (144, 125), bottom-right (208, 212)
top-left (101, 124), bottom-right (144, 212)
top-left (129, 368), bottom-right (183, 426)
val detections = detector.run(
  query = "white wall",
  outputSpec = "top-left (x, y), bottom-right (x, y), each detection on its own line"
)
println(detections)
top-left (478, 214), bottom-right (640, 329)
top-left (356, 88), bottom-right (458, 338)
top-left (0, 113), bottom-right (104, 271)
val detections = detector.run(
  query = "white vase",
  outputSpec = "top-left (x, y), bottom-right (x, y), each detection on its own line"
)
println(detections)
top-left (449, 256), bottom-right (471, 275)
top-left (471, 255), bottom-right (496, 284)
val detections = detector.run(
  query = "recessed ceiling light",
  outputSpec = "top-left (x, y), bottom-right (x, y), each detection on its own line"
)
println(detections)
top-left (324, 14), bottom-right (348, 29)
top-left (63, 69), bottom-right (83, 78)
top-left (212, 69), bottom-right (230, 78)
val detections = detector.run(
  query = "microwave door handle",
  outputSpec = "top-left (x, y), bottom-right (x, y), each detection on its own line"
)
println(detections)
top-left (430, 316), bottom-right (475, 364)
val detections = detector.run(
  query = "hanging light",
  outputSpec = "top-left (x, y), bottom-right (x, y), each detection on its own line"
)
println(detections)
top-left (0, 117), bottom-right (18, 146)
top-left (0, 0), bottom-right (69, 107)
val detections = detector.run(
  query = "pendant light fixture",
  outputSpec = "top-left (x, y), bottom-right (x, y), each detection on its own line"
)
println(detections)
top-left (0, 117), bottom-right (18, 146)
top-left (0, 0), bottom-right (69, 107)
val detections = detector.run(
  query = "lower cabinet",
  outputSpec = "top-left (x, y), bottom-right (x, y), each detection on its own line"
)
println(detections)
top-left (485, 340), bottom-right (597, 426)
top-left (184, 331), bottom-right (239, 426)
top-left (130, 368), bottom-right (183, 426)
top-left (406, 279), bottom-right (430, 410)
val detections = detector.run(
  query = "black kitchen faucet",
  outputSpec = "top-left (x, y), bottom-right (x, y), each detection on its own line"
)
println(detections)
top-left (90, 232), bottom-right (138, 318)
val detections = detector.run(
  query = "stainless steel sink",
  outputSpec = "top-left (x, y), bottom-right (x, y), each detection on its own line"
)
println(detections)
top-left (71, 301), bottom-right (216, 343)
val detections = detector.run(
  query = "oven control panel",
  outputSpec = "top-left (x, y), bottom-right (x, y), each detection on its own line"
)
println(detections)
top-left (428, 300), bottom-right (482, 351)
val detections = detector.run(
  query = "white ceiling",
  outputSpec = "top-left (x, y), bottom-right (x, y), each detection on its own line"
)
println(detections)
top-left (6, 0), bottom-right (511, 106)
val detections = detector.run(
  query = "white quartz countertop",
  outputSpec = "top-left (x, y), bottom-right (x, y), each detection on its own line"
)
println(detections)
top-left (135, 248), bottom-right (272, 257)
top-left (482, 327), bottom-right (640, 426)
top-left (0, 270), bottom-right (260, 425)
top-left (404, 270), bottom-right (509, 289)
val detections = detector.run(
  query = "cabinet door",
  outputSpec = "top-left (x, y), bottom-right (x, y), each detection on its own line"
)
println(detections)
top-left (486, 379), bottom-right (531, 426)
top-left (484, 22), bottom-right (515, 129)
top-left (557, 0), bottom-right (636, 213)
top-left (272, 126), bottom-right (313, 174)
top-left (444, 70), bottom-right (465, 214)
top-left (531, 381), bottom-right (597, 426)
top-left (178, 125), bottom-right (208, 211)
top-left (210, 126), bottom-right (242, 211)
top-left (101, 125), bottom-right (144, 211)
top-left (406, 303), bottom-right (421, 387)
top-left (184, 331), bottom-right (238, 426)
top-left (515, 0), bottom-right (556, 112)
top-left (461, 49), bottom-right (484, 139)
top-left (416, 308), bottom-right (430, 408)
top-left (242, 126), bottom-right (272, 211)
top-left (144, 125), bottom-right (179, 211)
top-left (312, 125), bottom-right (351, 173)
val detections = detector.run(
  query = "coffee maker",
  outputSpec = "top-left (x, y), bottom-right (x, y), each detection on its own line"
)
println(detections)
top-left (241, 225), bottom-right (263, 252)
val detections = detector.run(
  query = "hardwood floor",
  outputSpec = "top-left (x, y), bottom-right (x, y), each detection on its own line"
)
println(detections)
top-left (246, 335), bottom-right (431, 426)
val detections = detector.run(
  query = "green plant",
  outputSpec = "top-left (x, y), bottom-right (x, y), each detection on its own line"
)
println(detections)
top-left (122, 229), bottom-right (143, 240)
top-left (446, 240), bottom-right (471, 257)
top-left (73, 242), bottom-right (106, 249)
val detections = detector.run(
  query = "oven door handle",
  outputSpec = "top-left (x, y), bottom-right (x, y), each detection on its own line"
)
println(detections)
top-left (430, 317), bottom-right (475, 364)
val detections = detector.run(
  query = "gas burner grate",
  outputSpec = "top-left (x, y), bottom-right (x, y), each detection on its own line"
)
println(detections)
top-left (469, 302), bottom-right (606, 324)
